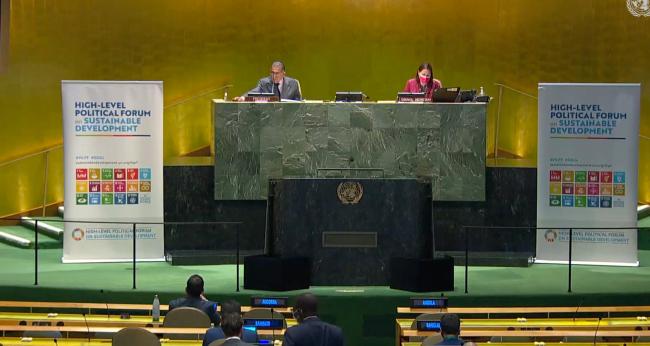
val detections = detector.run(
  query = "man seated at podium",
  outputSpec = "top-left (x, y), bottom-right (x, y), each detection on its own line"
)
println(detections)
top-left (284, 293), bottom-right (344, 346)
top-left (234, 61), bottom-right (302, 101)
top-left (403, 62), bottom-right (442, 101)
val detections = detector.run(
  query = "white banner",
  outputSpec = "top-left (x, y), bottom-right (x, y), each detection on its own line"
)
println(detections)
top-left (62, 81), bottom-right (164, 263)
top-left (536, 83), bottom-right (640, 266)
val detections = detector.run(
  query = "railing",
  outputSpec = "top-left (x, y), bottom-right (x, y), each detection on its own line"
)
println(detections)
top-left (0, 84), bottom-right (233, 218)
top-left (0, 218), bottom-right (244, 291)
top-left (460, 225), bottom-right (650, 294)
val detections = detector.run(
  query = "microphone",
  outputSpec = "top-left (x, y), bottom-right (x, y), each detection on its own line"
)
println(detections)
top-left (82, 313), bottom-right (90, 342)
top-left (572, 298), bottom-right (584, 322)
top-left (100, 289), bottom-right (109, 321)
top-left (593, 317), bottom-right (602, 346)
top-left (270, 308), bottom-right (276, 345)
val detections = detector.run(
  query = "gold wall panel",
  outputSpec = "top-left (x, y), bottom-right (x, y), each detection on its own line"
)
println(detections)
top-left (0, 0), bottom-right (648, 215)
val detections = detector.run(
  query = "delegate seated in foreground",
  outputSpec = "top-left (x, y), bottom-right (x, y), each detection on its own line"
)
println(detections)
top-left (203, 300), bottom-right (258, 346)
top-left (283, 293), bottom-right (344, 346)
top-left (169, 274), bottom-right (220, 325)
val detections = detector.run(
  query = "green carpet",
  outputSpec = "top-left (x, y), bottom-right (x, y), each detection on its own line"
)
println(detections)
top-left (1, 243), bottom-right (650, 346)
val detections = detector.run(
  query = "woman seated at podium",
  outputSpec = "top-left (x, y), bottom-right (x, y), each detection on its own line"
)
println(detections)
top-left (403, 62), bottom-right (442, 100)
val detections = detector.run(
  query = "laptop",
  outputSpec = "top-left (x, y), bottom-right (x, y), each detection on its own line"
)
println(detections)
top-left (432, 87), bottom-right (460, 103)
top-left (459, 90), bottom-right (477, 102)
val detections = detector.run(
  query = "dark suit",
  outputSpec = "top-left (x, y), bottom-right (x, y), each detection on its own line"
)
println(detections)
top-left (169, 296), bottom-right (220, 325)
top-left (435, 336), bottom-right (464, 346)
top-left (283, 317), bottom-right (344, 346)
top-left (221, 337), bottom-right (253, 346)
top-left (202, 327), bottom-right (258, 346)
top-left (246, 76), bottom-right (302, 100)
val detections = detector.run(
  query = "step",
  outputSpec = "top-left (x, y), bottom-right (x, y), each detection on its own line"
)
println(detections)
top-left (20, 216), bottom-right (64, 239)
top-left (0, 226), bottom-right (62, 249)
top-left (58, 206), bottom-right (64, 218)
top-left (165, 249), bottom-right (265, 266)
top-left (0, 226), bottom-right (31, 248)
top-left (437, 251), bottom-right (534, 267)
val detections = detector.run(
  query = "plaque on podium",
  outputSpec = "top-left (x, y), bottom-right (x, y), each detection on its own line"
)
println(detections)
top-left (245, 92), bottom-right (279, 102)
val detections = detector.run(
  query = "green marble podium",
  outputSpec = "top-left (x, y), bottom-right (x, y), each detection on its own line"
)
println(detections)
top-left (213, 100), bottom-right (486, 201)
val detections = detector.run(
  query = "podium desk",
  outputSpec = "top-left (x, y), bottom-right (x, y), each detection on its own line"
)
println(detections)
top-left (269, 178), bottom-right (432, 285)
top-left (213, 100), bottom-right (486, 202)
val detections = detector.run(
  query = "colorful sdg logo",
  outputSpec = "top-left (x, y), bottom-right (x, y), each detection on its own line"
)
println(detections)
top-left (544, 229), bottom-right (558, 243)
top-left (71, 228), bottom-right (85, 241)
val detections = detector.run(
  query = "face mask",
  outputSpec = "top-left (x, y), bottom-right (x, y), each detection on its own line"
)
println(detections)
top-left (419, 76), bottom-right (431, 84)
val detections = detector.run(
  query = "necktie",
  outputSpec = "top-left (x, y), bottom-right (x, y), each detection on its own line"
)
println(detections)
top-left (274, 83), bottom-right (281, 100)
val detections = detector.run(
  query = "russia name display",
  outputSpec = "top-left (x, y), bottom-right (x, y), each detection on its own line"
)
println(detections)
top-left (536, 83), bottom-right (640, 266)
top-left (62, 81), bottom-right (164, 263)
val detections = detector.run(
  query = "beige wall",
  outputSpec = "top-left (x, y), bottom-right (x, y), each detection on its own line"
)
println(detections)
top-left (0, 0), bottom-right (648, 216)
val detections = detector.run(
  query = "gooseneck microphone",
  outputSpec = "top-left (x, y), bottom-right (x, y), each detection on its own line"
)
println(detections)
top-left (82, 312), bottom-right (90, 342)
top-left (572, 298), bottom-right (584, 323)
top-left (593, 317), bottom-right (602, 346)
top-left (100, 289), bottom-right (109, 321)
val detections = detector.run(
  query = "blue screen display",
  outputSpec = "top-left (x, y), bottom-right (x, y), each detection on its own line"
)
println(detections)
top-left (425, 321), bottom-right (440, 329)
top-left (411, 297), bottom-right (448, 308)
top-left (255, 320), bottom-right (271, 327)
top-left (417, 320), bottom-right (441, 331)
top-left (251, 297), bottom-right (288, 308)
top-left (244, 318), bottom-right (283, 329)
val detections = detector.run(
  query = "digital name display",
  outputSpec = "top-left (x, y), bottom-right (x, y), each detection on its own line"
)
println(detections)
top-left (251, 296), bottom-right (288, 308)
top-left (410, 297), bottom-right (448, 309)
top-left (416, 320), bottom-right (441, 331)
top-left (243, 318), bottom-right (284, 330)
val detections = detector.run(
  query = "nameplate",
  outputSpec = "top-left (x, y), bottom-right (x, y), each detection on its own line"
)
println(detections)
top-left (410, 297), bottom-right (448, 309)
top-left (416, 320), bottom-right (441, 332)
top-left (243, 318), bottom-right (284, 329)
top-left (251, 297), bottom-right (288, 308)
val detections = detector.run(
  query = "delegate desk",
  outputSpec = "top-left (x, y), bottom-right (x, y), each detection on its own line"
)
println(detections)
top-left (396, 318), bottom-right (650, 346)
top-left (401, 344), bottom-right (650, 346)
top-left (0, 312), bottom-right (164, 327)
top-left (213, 100), bottom-right (486, 201)
top-left (396, 305), bottom-right (650, 318)
top-left (0, 338), bottom-right (202, 346)
top-left (0, 318), bottom-right (297, 339)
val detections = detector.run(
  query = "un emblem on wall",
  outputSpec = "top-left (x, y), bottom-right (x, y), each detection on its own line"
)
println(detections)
top-left (627, 0), bottom-right (650, 16)
top-left (337, 181), bottom-right (363, 205)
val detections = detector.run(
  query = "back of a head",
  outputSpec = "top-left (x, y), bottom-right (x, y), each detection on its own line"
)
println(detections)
top-left (220, 299), bottom-right (242, 315)
top-left (294, 293), bottom-right (318, 319)
top-left (186, 274), bottom-right (204, 298)
top-left (221, 312), bottom-right (243, 338)
top-left (440, 313), bottom-right (461, 336)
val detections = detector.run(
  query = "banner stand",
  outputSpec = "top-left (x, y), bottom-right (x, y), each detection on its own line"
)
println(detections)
top-left (62, 81), bottom-right (165, 263)
top-left (536, 83), bottom-right (640, 266)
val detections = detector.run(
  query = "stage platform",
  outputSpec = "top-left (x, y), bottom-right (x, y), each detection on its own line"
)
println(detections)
top-left (1, 243), bottom-right (650, 346)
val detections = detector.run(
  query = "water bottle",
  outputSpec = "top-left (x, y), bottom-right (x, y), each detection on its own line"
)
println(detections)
top-left (479, 86), bottom-right (485, 97)
top-left (224, 89), bottom-right (229, 101)
top-left (152, 294), bottom-right (160, 322)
